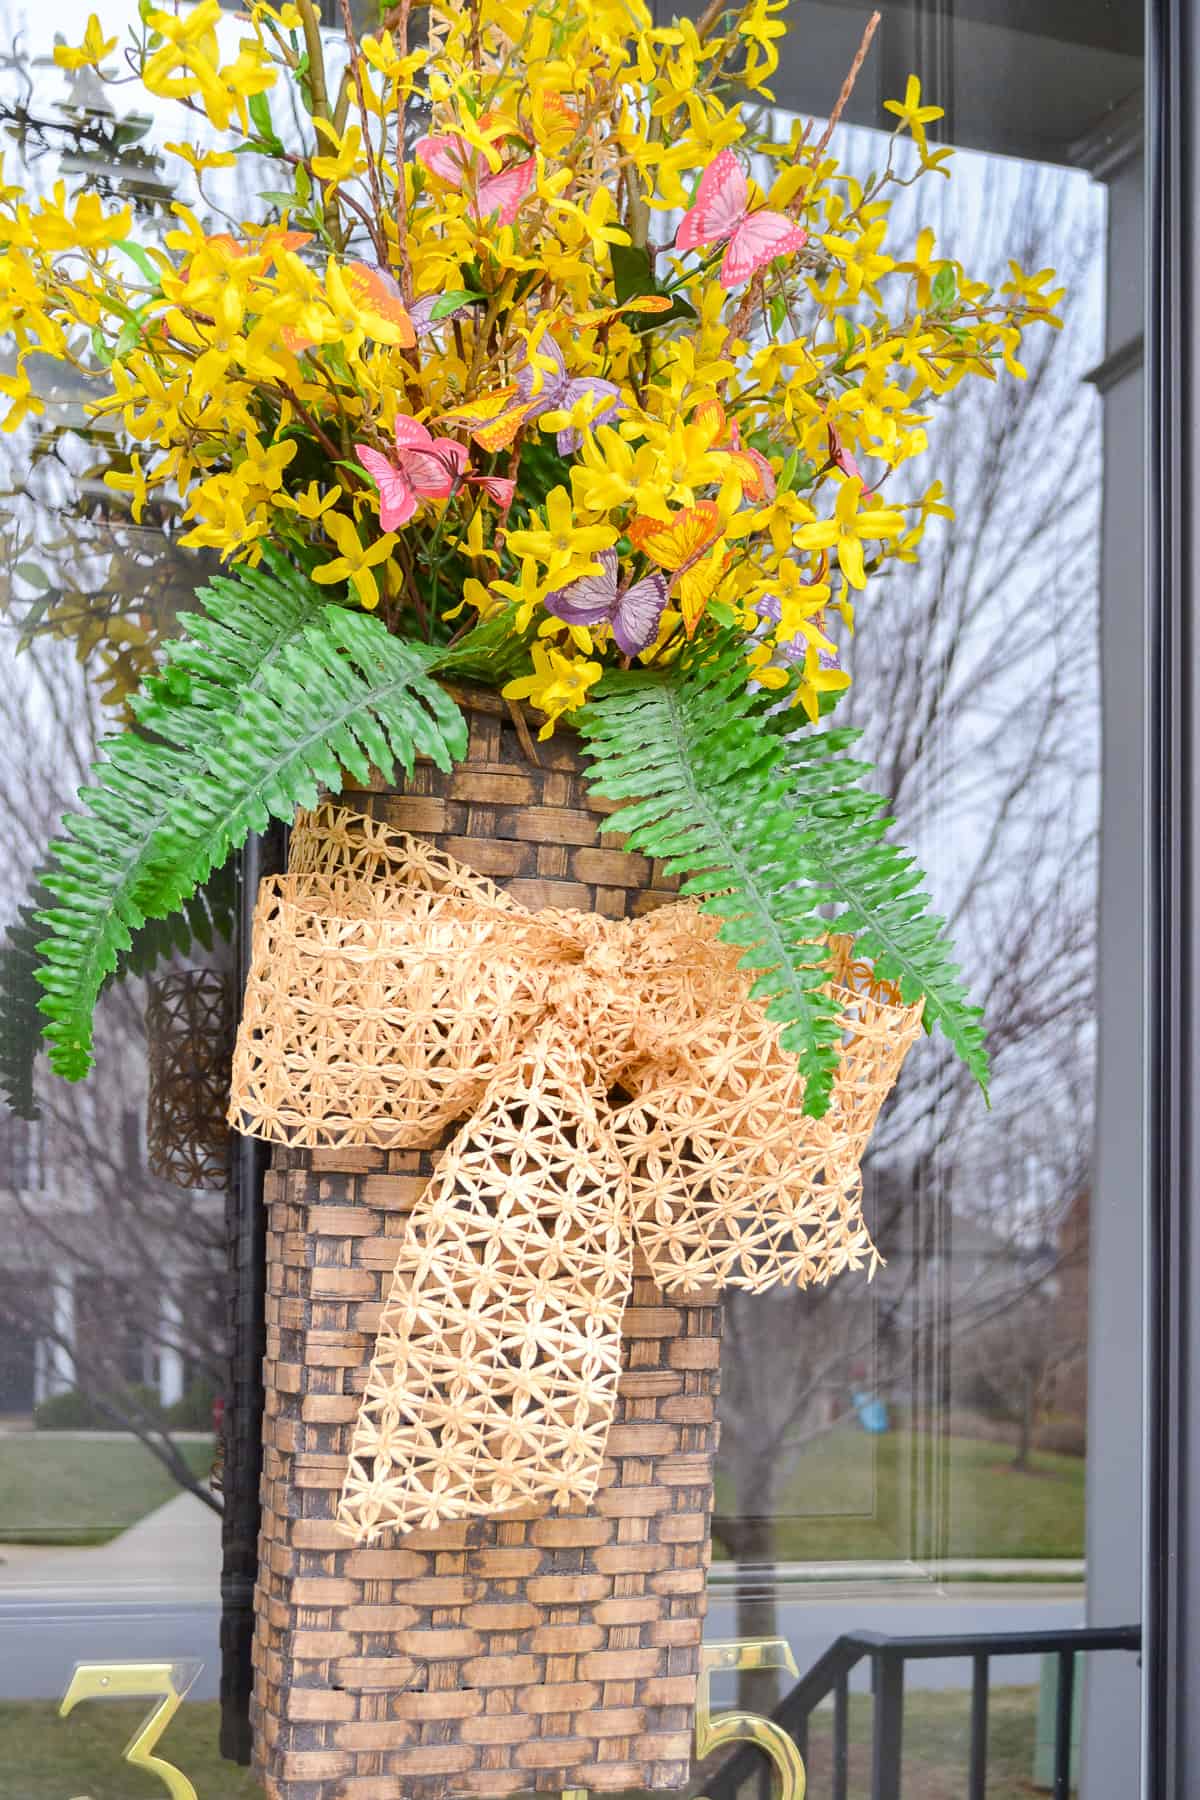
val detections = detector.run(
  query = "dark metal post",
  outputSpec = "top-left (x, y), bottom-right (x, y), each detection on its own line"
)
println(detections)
top-left (968, 1653), bottom-right (988, 1800)
top-left (871, 1649), bottom-right (903, 1800)
top-left (218, 828), bottom-right (282, 1762)
top-left (1148, 1), bottom-right (1200, 1794)
top-left (832, 1671), bottom-right (849, 1800)
top-left (1052, 1651), bottom-right (1076, 1799)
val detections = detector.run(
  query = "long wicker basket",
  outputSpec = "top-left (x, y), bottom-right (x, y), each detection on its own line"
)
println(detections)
top-left (251, 689), bottom-right (722, 1800)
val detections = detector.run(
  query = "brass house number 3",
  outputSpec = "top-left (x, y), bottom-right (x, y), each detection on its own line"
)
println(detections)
top-left (57, 1638), bottom-right (806, 1800)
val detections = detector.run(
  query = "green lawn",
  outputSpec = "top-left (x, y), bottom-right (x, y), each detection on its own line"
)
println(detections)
top-left (0, 1437), bottom-right (216, 1545)
top-left (0, 1700), bottom-right (263, 1799)
top-left (0, 1691), bottom-right (1053, 1800)
top-left (714, 1421), bottom-right (1086, 1562)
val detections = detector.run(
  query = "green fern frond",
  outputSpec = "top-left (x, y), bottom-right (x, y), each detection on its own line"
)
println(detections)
top-left (35, 564), bottom-right (466, 1081)
top-left (776, 726), bottom-right (990, 1097)
top-left (0, 858), bottom-right (236, 1119)
top-left (0, 881), bottom-right (53, 1119)
top-left (578, 641), bottom-right (849, 1113)
top-left (578, 638), bottom-right (989, 1115)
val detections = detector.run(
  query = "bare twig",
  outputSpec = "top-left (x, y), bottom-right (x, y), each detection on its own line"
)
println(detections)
top-left (813, 10), bottom-right (881, 159)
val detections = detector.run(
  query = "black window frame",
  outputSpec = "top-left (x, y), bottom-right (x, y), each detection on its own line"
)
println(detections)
top-left (1147, 0), bottom-right (1200, 1790)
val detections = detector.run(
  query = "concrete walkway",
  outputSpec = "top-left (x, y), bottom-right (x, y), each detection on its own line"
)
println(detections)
top-left (0, 1490), bottom-right (222, 1603)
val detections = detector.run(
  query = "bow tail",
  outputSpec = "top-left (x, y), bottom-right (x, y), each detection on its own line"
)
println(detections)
top-left (337, 1024), bottom-right (634, 1544)
top-left (615, 998), bottom-right (925, 1296)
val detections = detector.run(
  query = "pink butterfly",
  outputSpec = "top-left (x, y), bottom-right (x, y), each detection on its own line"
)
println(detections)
top-left (827, 424), bottom-right (871, 491)
top-left (674, 149), bottom-right (808, 289)
top-left (468, 474), bottom-right (515, 510)
top-left (543, 549), bottom-right (668, 656)
top-left (414, 133), bottom-right (535, 226)
top-left (355, 417), bottom-right (468, 528)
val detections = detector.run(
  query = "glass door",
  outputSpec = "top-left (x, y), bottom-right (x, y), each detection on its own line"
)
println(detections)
top-left (0, 0), bottom-right (1151, 1796)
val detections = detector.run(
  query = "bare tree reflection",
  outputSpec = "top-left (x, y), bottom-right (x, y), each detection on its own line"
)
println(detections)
top-left (712, 156), bottom-right (1102, 1708)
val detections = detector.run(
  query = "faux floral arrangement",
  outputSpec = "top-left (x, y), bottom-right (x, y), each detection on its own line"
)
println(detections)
top-left (2, 0), bottom-right (1062, 1113)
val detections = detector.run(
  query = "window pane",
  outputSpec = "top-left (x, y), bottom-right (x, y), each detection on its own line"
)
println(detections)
top-left (0, 2), bottom-right (1146, 1797)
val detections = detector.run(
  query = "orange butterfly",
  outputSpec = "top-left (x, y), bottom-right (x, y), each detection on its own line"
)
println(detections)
top-left (573, 294), bottom-right (674, 328)
top-left (629, 502), bottom-right (725, 637)
top-left (343, 262), bottom-right (416, 348)
top-left (690, 396), bottom-right (776, 500)
top-left (437, 387), bottom-right (531, 452)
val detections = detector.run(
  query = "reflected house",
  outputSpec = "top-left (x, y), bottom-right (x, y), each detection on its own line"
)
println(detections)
top-left (0, 1038), bottom-right (227, 1424)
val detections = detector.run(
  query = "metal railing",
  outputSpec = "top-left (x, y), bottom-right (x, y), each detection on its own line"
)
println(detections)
top-left (706, 1623), bottom-right (1141, 1800)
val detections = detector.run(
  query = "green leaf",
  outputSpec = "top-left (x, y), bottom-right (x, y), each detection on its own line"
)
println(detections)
top-left (13, 562), bottom-right (50, 590)
top-left (112, 115), bottom-right (153, 151)
top-left (0, 880), bottom-right (52, 1120)
top-left (113, 238), bottom-right (160, 286)
top-left (295, 162), bottom-right (311, 204)
top-left (608, 243), bottom-right (697, 330)
top-left (931, 264), bottom-right (957, 310)
top-left (33, 550), bottom-right (467, 1080)
top-left (431, 289), bottom-right (485, 319)
top-left (610, 243), bottom-right (656, 305)
top-left (777, 452), bottom-right (800, 493)
top-left (247, 91), bottom-right (285, 155)
top-left (113, 318), bottom-right (141, 359)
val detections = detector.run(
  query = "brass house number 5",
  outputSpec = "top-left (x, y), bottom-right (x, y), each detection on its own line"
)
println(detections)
top-left (57, 1639), bottom-right (805, 1800)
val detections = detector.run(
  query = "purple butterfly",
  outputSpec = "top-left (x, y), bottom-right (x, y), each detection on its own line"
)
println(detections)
top-left (408, 292), bottom-right (475, 338)
top-left (757, 593), bottom-right (841, 670)
top-left (544, 550), bottom-right (668, 656)
top-left (516, 334), bottom-right (622, 454)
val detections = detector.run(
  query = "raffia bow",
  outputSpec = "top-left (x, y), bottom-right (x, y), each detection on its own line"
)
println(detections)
top-left (229, 802), bottom-right (924, 1542)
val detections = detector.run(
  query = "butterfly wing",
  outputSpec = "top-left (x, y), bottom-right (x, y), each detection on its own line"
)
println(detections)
top-left (475, 156), bottom-right (535, 225)
top-left (691, 396), bottom-right (728, 447)
top-left (723, 447), bottom-right (776, 501)
top-left (344, 262), bottom-right (416, 346)
top-left (470, 475), bottom-right (516, 509)
top-left (356, 443), bottom-right (417, 529)
top-left (439, 387), bottom-right (531, 452)
top-left (628, 501), bottom-right (721, 570)
top-left (473, 402), bottom-right (532, 451)
top-left (610, 573), bottom-right (669, 656)
top-left (720, 213), bottom-right (808, 288)
top-left (396, 444), bottom-right (462, 498)
top-left (677, 548), bottom-right (725, 638)
top-left (674, 149), bottom-right (747, 253)
top-left (827, 425), bottom-right (868, 488)
top-left (393, 416), bottom-right (436, 453)
top-left (517, 334), bottom-right (568, 410)
top-left (390, 417), bottom-right (460, 497)
top-left (414, 133), bottom-right (471, 188)
top-left (543, 551), bottom-right (619, 626)
top-left (555, 376), bottom-right (622, 454)
top-left (409, 292), bottom-right (474, 337)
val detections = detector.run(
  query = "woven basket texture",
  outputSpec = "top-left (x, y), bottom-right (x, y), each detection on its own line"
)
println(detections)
top-left (252, 690), bottom-right (722, 1800)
